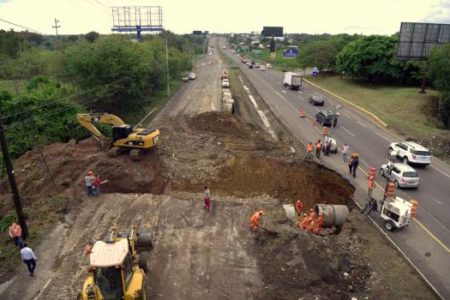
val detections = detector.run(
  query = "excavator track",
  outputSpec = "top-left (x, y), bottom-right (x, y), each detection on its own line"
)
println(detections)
top-left (108, 146), bottom-right (123, 157)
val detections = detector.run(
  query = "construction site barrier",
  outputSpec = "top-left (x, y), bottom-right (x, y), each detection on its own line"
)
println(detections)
top-left (314, 204), bottom-right (349, 228)
top-left (368, 166), bottom-right (377, 178)
top-left (385, 182), bottom-right (396, 198)
top-left (299, 110), bottom-right (306, 118)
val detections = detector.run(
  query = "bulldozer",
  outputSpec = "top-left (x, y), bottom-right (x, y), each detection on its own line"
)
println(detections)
top-left (78, 227), bottom-right (153, 300)
top-left (77, 113), bottom-right (160, 160)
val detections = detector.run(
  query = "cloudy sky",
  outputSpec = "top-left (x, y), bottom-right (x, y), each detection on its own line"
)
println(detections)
top-left (0, 0), bottom-right (449, 35)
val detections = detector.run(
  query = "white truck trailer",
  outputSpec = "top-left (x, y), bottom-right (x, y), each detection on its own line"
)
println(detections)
top-left (283, 72), bottom-right (303, 90)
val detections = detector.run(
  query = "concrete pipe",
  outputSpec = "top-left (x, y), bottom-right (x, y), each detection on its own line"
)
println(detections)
top-left (314, 204), bottom-right (349, 228)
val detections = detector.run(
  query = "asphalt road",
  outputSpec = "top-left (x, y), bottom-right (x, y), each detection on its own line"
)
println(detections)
top-left (221, 43), bottom-right (450, 298)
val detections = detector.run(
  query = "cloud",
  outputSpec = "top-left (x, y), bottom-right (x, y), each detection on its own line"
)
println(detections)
top-left (422, 0), bottom-right (450, 23)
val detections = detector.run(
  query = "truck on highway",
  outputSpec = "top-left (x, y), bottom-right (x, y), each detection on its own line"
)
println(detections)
top-left (283, 72), bottom-right (303, 90)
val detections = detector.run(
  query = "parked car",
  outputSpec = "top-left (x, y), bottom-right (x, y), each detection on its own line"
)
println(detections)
top-left (308, 96), bottom-right (325, 106)
top-left (182, 76), bottom-right (189, 82)
top-left (380, 163), bottom-right (420, 188)
top-left (260, 65), bottom-right (266, 71)
top-left (266, 63), bottom-right (272, 69)
top-left (388, 141), bottom-right (431, 166)
top-left (221, 78), bottom-right (230, 88)
top-left (188, 72), bottom-right (196, 80)
top-left (315, 110), bottom-right (338, 127)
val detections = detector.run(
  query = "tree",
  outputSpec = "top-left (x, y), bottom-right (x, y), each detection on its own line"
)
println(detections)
top-left (429, 44), bottom-right (450, 128)
top-left (85, 31), bottom-right (100, 43)
top-left (336, 35), bottom-right (400, 83)
top-left (0, 30), bottom-right (21, 58)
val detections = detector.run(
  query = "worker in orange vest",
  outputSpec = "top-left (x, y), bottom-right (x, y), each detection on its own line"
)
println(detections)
top-left (306, 208), bottom-right (317, 231)
top-left (250, 211), bottom-right (264, 232)
top-left (9, 222), bottom-right (24, 248)
top-left (295, 199), bottom-right (304, 216)
top-left (315, 139), bottom-right (322, 159)
top-left (367, 175), bottom-right (375, 200)
top-left (312, 212), bottom-right (324, 233)
top-left (304, 142), bottom-right (314, 161)
top-left (299, 213), bottom-right (309, 229)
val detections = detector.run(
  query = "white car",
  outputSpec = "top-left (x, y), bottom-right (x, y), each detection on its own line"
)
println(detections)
top-left (266, 63), bottom-right (272, 69)
top-left (388, 141), bottom-right (431, 166)
top-left (188, 72), bottom-right (197, 80)
top-left (380, 163), bottom-right (420, 188)
top-left (260, 65), bottom-right (266, 71)
top-left (221, 79), bottom-right (230, 88)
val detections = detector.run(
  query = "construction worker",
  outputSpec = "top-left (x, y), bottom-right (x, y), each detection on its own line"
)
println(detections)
top-left (306, 208), bottom-right (317, 231)
top-left (84, 170), bottom-right (96, 197)
top-left (295, 199), bottom-right (304, 216)
top-left (250, 210), bottom-right (264, 232)
top-left (9, 222), bottom-right (24, 248)
top-left (315, 139), bottom-right (322, 159)
top-left (367, 175), bottom-right (375, 200)
top-left (203, 185), bottom-right (211, 212)
top-left (304, 142), bottom-right (314, 161)
top-left (300, 213), bottom-right (309, 229)
top-left (312, 212), bottom-right (324, 234)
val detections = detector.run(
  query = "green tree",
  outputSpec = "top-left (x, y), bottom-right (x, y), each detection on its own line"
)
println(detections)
top-left (85, 31), bottom-right (100, 43)
top-left (429, 44), bottom-right (450, 128)
top-left (336, 35), bottom-right (400, 82)
top-left (0, 30), bottom-right (21, 58)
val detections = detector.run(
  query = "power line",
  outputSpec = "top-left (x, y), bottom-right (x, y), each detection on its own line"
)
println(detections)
top-left (0, 18), bottom-right (45, 34)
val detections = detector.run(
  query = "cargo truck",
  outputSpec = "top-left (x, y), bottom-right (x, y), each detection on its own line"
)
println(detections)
top-left (283, 72), bottom-right (303, 90)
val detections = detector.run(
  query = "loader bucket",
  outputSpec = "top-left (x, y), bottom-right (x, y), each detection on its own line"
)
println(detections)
top-left (137, 231), bottom-right (153, 251)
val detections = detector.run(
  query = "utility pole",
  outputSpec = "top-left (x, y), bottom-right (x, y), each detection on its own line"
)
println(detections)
top-left (52, 18), bottom-right (60, 39)
top-left (0, 123), bottom-right (28, 239)
top-left (165, 37), bottom-right (170, 97)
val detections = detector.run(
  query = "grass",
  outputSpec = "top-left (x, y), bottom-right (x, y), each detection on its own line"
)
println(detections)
top-left (0, 80), bottom-right (26, 95)
top-left (307, 74), bottom-right (446, 139)
top-left (247, 49), bottom-right (301, 72)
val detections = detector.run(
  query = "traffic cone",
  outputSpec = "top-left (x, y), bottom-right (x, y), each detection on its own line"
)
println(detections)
top-left (410, 199), bottom-right (418, 217)
top-left (299, 110), bottom-right (306, 118)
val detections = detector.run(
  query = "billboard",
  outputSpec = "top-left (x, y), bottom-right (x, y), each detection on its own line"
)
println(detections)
top-left (283, 47), bottom-right (298, 58)
top-left (261, 26), bottom-right (283, 37)
top-left (397, 22), bottom-right (450, 60)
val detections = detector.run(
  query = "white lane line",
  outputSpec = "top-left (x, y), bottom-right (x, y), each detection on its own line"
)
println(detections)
top-left (357, 121), bottom-right (367, 128)
top-left (431, 165), bottom-right (450, 179)
top-left (341, 126), bottom-right (355, 137)
top-left (359, 159), bottom-right (369, 167)
top-left (281, 90), bottom-right (287, 94)
top-left (298, 90), bottom-right (303, 94)
top-left (373, 130), bottom-right (390, 142)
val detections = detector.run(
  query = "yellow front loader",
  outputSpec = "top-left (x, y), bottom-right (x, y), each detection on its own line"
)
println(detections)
top-left (77, 113), bottom-right (160, 160)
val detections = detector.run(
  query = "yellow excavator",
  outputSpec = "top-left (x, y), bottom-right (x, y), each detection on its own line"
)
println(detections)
top-left (78, 227), bottom-right (153, 300)
top-left (77, 113), bottom-right (160, 160)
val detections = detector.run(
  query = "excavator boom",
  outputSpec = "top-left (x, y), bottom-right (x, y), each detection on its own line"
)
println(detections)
top-left (77, 113), bottom-right (126, 138)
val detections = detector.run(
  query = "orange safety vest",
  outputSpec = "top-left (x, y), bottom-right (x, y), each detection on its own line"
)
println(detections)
top-left (368, 179), bottom-right (375, 190)
top-left (250, 212), bottom-right (261, 225)
top-left (316, 143), bottom-right (322, 150)
top-left (307, 143), bottom-right (313, 152)
top-left (9, 225), bottom-right (22, 238)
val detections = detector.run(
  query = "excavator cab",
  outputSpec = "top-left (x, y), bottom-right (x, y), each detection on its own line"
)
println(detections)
top-left (112, 125), bottom-right (133, 142)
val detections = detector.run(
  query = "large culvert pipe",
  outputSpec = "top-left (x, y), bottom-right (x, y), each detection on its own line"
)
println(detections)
top-left (314, 204), bottom-right (349, 228)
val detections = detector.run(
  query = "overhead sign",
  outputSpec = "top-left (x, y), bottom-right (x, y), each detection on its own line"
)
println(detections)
top-left (397, 22), bottom-right (450, 60)
top-left (283, 47), bottom-right (298, 58)
top-left (261, 26), bottom-right (283, 37)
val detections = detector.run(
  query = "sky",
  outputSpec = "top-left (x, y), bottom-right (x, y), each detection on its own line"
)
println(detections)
top-left (0, 0), bottom-right (449, 35)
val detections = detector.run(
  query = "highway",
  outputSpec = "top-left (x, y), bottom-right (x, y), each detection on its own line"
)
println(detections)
top-left (221, 44), bottom-right (450, 299)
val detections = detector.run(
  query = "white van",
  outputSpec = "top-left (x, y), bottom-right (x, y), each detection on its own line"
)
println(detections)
top-left (283, 72), bottom-right (302, 90)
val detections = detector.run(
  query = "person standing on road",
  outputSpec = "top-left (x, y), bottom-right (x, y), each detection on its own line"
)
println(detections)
top-left (348, 157), bottom-right (353, 175)
top-left (20, 242), bottom-right (37, 277)
top-left (324, 139), bottom-right (332, 156)
top-left (361, 198), bottom-right (378, 215)
top-left (203, 185), bottom-right (211, 212)
top-left (315, 139), bottom-right (322, 159)
top-left (9, 222), bottom-right (24, 248)
top-left (342, 144), bottom-right (350, 163)
top-left (367, 175), bottom-right (375, 200)
top-left (351, 155), bottom-right (359, 178)
top-left (304, 142), bottom-right (314, 161)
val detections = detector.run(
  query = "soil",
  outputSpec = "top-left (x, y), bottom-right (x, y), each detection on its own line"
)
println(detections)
top-left (0, 44), bottom-right (437, 300)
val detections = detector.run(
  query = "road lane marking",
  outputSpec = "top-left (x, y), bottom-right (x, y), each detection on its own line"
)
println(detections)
top-left (431, 165), bottom-right (450, 179)
top-left (373, 130), bottom-right (390, 142)
top-left (298, 90), bottom-right (303, 94)
top-left (341, 126), bottom-right (355, 137)
top-left (281, 90), bottom-right (287, 94)
top-left (358, 121), bottom-right (367, 128)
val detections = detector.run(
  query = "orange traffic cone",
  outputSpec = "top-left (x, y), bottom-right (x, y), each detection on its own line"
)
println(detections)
top-left (299, 110), bottom-right (306, 118)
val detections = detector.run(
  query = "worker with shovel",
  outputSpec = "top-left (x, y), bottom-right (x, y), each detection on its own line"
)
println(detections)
top-left (250, 210), bottom-right (264, 231)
